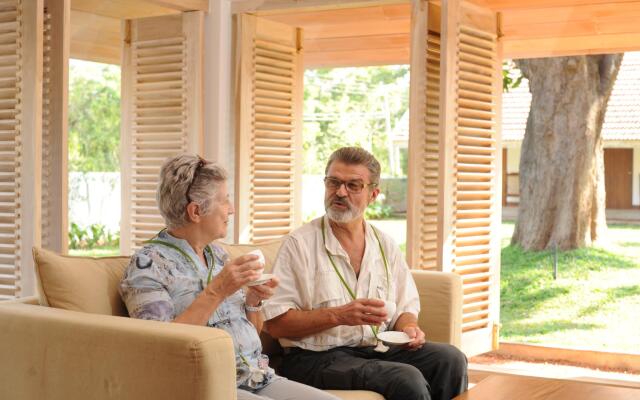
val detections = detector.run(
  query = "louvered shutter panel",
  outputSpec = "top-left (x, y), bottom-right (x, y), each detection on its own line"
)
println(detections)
top-left (407, 0), bottom-right (441, 271)
top-left (120, 12), bottom-right (203, 255)
top-left (41, 0), bottom-right (68, 253)
top-left (236, 15), bottom-right (303, 244)
top-left (0, 0), bottom-right (43, 299)
top-left (408, 0), bottom-right (501, 356)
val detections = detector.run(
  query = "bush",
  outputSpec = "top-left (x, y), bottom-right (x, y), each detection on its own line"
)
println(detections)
top-left (365, 194), bottom-right (394, 220)
top-left (69, 222), bottom-right (119, 250)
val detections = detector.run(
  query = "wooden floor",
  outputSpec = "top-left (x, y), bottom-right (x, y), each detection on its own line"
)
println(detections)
top-left (455, 374), bottom-right (640, 400)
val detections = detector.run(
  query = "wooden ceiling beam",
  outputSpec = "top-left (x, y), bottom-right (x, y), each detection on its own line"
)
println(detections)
top-left (70, 9), bottom-right (120, 64)
top-left (70, 0), bottom-right (177, 19)
top-left (486, 0), bottom-right (640, 11)
top-left (503, 32), bottom-right (640, 59)
top-left (143, 0), bottom-right (209, 12)
top-left (305, 48), bottom-right (410, 68)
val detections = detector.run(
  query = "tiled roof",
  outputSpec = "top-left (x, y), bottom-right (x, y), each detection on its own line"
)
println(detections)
top-left (502, 52), bottom-right (640, 142)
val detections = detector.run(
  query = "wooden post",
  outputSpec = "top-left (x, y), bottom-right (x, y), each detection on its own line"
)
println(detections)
top-left (20, 0), bottom-right (44, 296)
top-left (120, 20), bottom-right (133, 256)
top-left (407, 0), bottom-right (428, 269)
top-left (438, 0), bottom-right (460, 273)
top-left (184, 11), bottom-right (205, 155)
top-left (43, 0), bottom-right (69, 254)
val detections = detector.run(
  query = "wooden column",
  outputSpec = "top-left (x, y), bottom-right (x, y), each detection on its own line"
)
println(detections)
top-left (42, 0), bottom-right (69, 254)
top-left (20, 0), bottom-right (44, 296)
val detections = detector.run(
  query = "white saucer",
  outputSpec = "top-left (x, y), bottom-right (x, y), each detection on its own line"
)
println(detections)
top-left (377, 331), bottom-right (412, 345)
top-left (247, 273), bottom-right (274, 286)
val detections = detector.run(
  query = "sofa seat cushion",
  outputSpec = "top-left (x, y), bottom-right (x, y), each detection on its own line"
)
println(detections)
top-left (327, 390), bottom-right (385, 400)
top-left (32, 247), bottom-right (130, 316)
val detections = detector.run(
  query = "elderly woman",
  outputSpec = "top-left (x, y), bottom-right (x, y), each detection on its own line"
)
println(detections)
top-left (120, 154), bottom-right (337, 400)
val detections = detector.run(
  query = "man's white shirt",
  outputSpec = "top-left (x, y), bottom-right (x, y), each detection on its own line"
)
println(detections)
top-left (262, 215), bottom-right (420, 351)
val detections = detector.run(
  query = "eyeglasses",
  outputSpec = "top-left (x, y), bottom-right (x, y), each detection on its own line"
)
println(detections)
top-left (186, 157), bottom-right (206, 204)
top-left (323, 176), bottom-right (377, 194)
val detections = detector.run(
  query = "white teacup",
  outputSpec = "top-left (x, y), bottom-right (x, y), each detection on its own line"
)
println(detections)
top-left (247, 249), bottom-right (266, 275)
top-left (383, 300), bottom-right (396, 322)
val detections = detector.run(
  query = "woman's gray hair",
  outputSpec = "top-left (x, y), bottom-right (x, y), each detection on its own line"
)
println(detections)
top-left (156, 154), bottom-right (228, 229)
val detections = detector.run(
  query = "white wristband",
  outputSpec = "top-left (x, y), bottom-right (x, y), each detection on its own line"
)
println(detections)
top-left (245, 300), bottom-right (263, 312)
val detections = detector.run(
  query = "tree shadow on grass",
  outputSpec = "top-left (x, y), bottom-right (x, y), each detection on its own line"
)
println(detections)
top-left (502, 319), bottom-right (602, 337)
top-left (577, 285), bottom-right (640, 317)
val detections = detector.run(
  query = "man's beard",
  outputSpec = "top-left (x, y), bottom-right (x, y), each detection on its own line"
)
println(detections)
top-left (325, 195), bottom-right (363, 223)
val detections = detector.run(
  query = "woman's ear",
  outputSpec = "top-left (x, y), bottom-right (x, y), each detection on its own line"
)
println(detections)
top-left (186, 202), bottom-right (201, 223)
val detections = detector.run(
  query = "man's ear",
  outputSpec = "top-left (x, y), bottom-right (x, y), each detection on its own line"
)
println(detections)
top-left (186, 202), bottom-right (201, 223)
top-left (369, 186), bottom-right (380, 204)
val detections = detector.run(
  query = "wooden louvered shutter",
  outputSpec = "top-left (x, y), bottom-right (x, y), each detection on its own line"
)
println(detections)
top-left (0, 0), bottom-right (43, 299)
top-left (120, 12), bottom-right (204, 255)
top-left (41, 0), bottom-right (68, 254)
top-left (236, 15), bottom-right (303, 243)
top-left (407, 0), bottom-right (442, 271)
top-left (408, 0), bottom-right (502, 356)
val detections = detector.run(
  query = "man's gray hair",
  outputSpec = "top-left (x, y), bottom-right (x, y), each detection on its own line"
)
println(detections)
top-left (324, 146), bottom-right (381, 185)
top-left (156, 154), bottom-right (228, 229)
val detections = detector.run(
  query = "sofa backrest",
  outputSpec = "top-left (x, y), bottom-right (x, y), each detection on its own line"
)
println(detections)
top-left (31, 240), bottom-right (283, 317)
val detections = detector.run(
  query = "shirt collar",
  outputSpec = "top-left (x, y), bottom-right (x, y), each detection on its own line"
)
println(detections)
top-left (157, 230), bottom-right (214, 270)
top-left (321, 214), bottom-right (374, 258)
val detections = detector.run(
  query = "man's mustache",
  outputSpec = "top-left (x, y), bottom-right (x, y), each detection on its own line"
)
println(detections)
top-left (330, 196), bottom-right (350, 207)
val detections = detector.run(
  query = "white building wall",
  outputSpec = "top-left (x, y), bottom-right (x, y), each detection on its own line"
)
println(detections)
top-left (507, 146), bottom-right (520, 174)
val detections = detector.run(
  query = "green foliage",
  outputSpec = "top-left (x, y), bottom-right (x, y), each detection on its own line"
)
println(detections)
top-left (68, 60), bottom-right (121, 172)
top-left (303, 66), bottom-right (409, 176)
top-left (69, 222), bottom-right (119, 250)
top-left (502, 60), bottom-right (523, 92)
top-left (364, 195), bottom-right (394, 220)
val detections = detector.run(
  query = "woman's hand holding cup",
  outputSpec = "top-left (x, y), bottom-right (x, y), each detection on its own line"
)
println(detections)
top-left (205, 254), bottom-right (262, 298)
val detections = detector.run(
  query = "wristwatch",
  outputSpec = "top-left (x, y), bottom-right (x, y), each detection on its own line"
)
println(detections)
top-left (245, 300), bottom-right (263, 312)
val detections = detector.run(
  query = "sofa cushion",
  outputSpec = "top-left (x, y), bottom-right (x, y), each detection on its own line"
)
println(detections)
top-left (32, 247), bottom-right (130, 316)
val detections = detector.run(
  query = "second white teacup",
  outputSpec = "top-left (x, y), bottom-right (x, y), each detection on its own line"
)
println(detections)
top-left (383, 300), bottom-right (396, 323)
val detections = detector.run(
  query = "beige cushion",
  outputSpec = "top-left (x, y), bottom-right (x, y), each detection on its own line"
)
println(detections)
top-left (327, 390), bottom-right (385, 400)
top-left (217, 239), bottom-right (282, 273)
top-left (32, 247), bottom-right (130, 316)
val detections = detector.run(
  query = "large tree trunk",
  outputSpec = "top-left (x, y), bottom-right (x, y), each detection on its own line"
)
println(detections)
top-left (512, 55), bottom-right (623, 251)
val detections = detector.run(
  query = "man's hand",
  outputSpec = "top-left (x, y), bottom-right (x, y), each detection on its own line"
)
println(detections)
top-left (205, 254), bottom-right (262, 299)
top-left (402, 324), bottom-right (426, 350)
top-left (246, 276), bottom-right (280, 307)
top-left (333, 298), bottom-right (387, 326)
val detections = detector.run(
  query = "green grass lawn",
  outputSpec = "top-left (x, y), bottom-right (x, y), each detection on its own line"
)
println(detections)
top-left (500, 222), bottom-right (640, 353)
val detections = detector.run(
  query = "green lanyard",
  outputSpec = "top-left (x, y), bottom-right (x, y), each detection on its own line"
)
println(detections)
top-left (320, 218), bottom-right (391, 337)
top-left (146, 229), bottom-right (216, 284)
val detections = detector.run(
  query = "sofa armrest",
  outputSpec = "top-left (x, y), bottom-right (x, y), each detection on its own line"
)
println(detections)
top-left (411, 270), bottom-right (462, 348)
top-left (0, 303), bottom-right (237, 400)
top-left (2, 295), bottom-right (41, 305)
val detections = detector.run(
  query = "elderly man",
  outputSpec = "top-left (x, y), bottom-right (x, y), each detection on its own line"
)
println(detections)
top-left (263, 147), bottom-right (468, 400)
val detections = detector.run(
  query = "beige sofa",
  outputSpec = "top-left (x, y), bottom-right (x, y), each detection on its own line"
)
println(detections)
top-left (0, 242), bottom-right (462, 400)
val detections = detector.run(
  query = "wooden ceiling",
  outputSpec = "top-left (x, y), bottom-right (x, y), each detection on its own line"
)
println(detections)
top-left (70, 0), bottom-right (208, 64)
top-left (69, 0), bottom-right (640, 67)
top-left (259, 0), bottom-right (640, 67)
